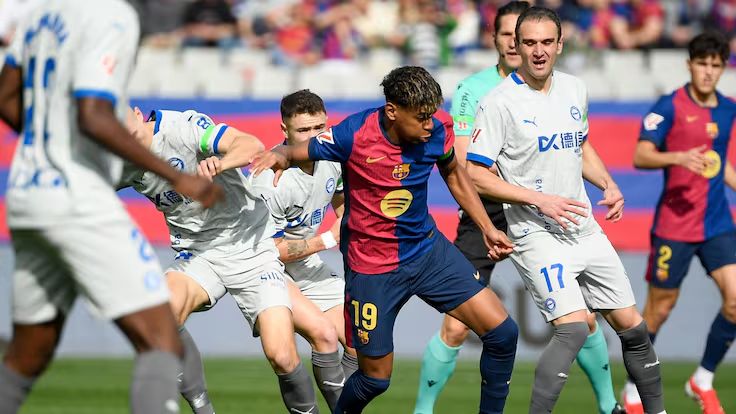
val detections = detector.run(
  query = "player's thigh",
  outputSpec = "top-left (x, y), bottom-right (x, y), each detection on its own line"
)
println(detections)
top-left (4, 315), bottom-right (65, 377)
top-left (10, 229), bottom-right (76, 325)
top-left (577, 232), bottom-right (637, 313)
top-left (167, 252), bottom-right (227, 322)
top-left (115, 302), bottom-right (183, 356)
top-left (413, 233), bottom-right (486, 315)
top-left (447, 287), bottom-right (509, 335)
top-left (645, 234), bottom-right (695, 289)
top-left (323, 303), bottom-right (351, 350)
top-left (50, 217), bottom-right (170, 320)
top-left (345, 268), bottom-right (411, 358)
top-left (509, 233), bottom-right (587, 322)
top-left (288, 280), bottom-right (338, 350)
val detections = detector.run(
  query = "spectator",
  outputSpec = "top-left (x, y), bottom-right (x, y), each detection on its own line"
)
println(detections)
top-left (232, 0), bottom-right (298, 48)
top-left (609, 0), bottom-right (665, 49)
top-left (667, 0), bottom-right (708, 47)
top-left (272, 1), bottom-right (321, 66)
top-left (137, 0), bottom-right (188, 48)
top-left (314, 0), bottom-right (362, 64)
top-left (351, 0), bottom-right (401, 48)
top-left (446, 0), bottom-right (481, 57)
top-left (182, 0), bottom-right (240, 48)
top-left (710, 0), bottom-right (736, 34)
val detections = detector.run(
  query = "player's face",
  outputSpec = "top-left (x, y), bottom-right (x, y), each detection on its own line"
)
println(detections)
top-left (282, 112), bottom-right (328, 145)
top-left (688, 54), bottom-right (725, 96)
top-left (388, 104), bottom-right (435, 144)
top-left (494, 13), bottom-right (522, 70)
top-left (517, 19), bottom-right (563, 82)
top-left (125, 106), bottom-right (146, 144)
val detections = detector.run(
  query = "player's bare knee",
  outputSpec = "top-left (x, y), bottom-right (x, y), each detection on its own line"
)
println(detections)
top-left (309, 319), bottom-right (339, 352)
top-left (721, 298), bottom-right (736, 322)
top-left (442, 319), bottom-right (470, 347)
top-left (4, 340), bottom-right (56, 377)
top-left (264, 343), bottom-right (299, 374)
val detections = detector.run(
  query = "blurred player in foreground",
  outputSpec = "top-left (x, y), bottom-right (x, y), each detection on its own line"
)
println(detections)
top-left (252, 66), bottom-right (519, 414)
top-left (255, 89), bottom-right (358, 410)
top-left (466, 6), bottom-right (665, 414)
top-left (123, 107), bottom-right (325, 414)
top-left (415, 3), bottom-right (621, 413)
top-left (625, 31), bottom-right (736, 414)
top-left (0, 1), bottom-right (221, 413)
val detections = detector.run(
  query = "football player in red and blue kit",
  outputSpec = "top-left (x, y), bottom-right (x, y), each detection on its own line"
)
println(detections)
top-left (252, 66), bottom-right (518, 414)
top-left (623, 32), bottom-right (736, 414)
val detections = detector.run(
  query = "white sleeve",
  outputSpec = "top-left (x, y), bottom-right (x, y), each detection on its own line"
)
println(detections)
top-left (72, 4), bottom-right (139, 105)
top-left (466, 98), bottom-right (506, 167)
top-left (4, 11), bottom-right (25, 69)
top-left (185, 111), bottom-right (230, 156)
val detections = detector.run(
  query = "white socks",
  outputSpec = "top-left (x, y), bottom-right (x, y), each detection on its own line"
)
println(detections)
top-left (692, 366), bottom-right (715, 390)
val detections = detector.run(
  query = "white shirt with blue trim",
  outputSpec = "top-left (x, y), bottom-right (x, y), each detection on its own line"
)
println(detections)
top-left (6, 0), bottom-right (140, 227)
top-left (467, 70), bottom-right (599, 239)
top-left (119, 110), bottom-right (275, 252)
top-left (254, 161), bottom-right (342, 281)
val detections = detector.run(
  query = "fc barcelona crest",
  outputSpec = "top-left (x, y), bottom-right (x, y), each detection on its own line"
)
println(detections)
top-left (706, 122), bottom-right (719, 139)
top-left (392, 163), bottom-right (410, 180)
top-left (357, 329), bottom-right (370, 344)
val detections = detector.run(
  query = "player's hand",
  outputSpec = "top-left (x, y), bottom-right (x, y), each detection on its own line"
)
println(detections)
top-left (197, 156), bottom-right (222, 182)
top-left (533, 193), bottom-right (589, 230)
top-left (676, 145), bottom-right (708, 174)
top-left (483, 228), bottom-right (514, 261)
top-left (598, 185), bottom-right (625, 222)
top-left (250, 149), bottom-right (289, 186)
top-left (329, 218), bottom-right (341, 245)
top-left (173, 174), bottom-right (224, 208)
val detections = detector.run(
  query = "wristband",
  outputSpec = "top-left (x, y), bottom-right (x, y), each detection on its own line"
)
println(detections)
top-left (320, 232), bottom-right (337, 249)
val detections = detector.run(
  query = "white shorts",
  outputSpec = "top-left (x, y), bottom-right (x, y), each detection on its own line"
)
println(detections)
top-left (11, 216), bottom-right (169, 324)
top-left (286, 262), bottom-right (344, 312)
top-left (509, 231), bottom-right (636, 322)
top-left (167, 238), bottom-right (291, 333)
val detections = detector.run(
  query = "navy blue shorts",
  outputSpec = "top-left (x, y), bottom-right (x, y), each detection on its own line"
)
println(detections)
top-left (344, 231), bottom-right (485, 356)
top-left (645, 231), bottom-right (736, 289)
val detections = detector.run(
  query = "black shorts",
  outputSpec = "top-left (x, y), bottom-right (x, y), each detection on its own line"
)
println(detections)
top-left (454, 198), bottom-right (507, 285)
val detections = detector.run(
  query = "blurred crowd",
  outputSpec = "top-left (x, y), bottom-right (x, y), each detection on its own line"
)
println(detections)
top-left (2, 0), bottom-right (736, 68)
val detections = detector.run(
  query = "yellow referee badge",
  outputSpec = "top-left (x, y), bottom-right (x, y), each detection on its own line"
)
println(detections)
top-left (702, 150), bottom-right (722, 179)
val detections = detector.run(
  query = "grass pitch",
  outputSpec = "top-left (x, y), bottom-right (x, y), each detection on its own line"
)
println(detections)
top-left (19, 358), bottom-right (736, 413)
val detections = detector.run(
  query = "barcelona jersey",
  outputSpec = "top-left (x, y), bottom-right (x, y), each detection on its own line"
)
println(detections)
top-left (308, 107), bottom-right (455, 274)
top-left (640, 85), bottom-right (736, 242)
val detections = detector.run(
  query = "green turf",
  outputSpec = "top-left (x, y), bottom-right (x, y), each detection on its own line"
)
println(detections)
top-left (17, 358), bottom-right (736, 413)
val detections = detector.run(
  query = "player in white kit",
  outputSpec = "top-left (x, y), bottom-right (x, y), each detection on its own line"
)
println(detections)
top-left (0, 1), bottom-right (222, 413)
top-left (465, 7), bottom-right (666, 414)
top-left (255, 90), bottom-right (359, 410)
top-left (123, 107), bottom-right (322, 414)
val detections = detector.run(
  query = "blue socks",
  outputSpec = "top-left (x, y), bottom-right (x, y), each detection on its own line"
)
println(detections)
top-left (575, 322), bottom-right (617, 414)
top-left (479, 317), bottom-right (518, 414)
top-left (413, 332), bottom-right (462, 414)
top-left (333, 370), bottom-right (390, 414)
top-left (701, 312), bottom-right (736, 372)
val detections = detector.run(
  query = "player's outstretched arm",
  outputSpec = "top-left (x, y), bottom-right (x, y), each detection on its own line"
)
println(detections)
top-left (251, 140), bottom-right (312, 184)
top-left (581, 141), bottom-right (624, 221)
top-left (466, 160), bottom-right (588, 229)
top-left (0, 64), bottom-right (22, 132)
top-left (197, 128), bottom-right (265, 180)
top-left (77, 98), bottom-right (223, 207)
top-left (633, 140), bottom-right (707, 174)
top-left (439, 156), bottom-right (513, 259)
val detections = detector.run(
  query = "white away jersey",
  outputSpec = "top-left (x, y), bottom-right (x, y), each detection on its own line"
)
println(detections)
top-left (255, 161), bottom-right (342, 281)
top-left (467, 70), bottom-right (600, 239)
top-left (6, 0), bottom-right (139, 228)
top-left (119, 110), bottom-right (275, 252)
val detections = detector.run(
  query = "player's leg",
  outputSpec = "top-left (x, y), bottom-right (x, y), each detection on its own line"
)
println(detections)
top-left (335, 268), bottom-right (410, 413)
top-left (686, 232), bottom-right (736, 413)
top-left (0, 229), bottom-right (77, 413)
top-left (167, 254), bottom-right (229, 414)
top-left (289, 281), bottom-right (344, 411)
top-left (576, 312), bottom-right (621, 414)
top-left (323, 303), bottom-right (359, 380)
top-left (414, 234), bottom-right (517, 414)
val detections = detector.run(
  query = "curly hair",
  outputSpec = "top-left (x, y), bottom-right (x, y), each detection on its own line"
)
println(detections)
top-left (380, 66), bottom-right (443, 115)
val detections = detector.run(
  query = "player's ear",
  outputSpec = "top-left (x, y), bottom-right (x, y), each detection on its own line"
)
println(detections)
top-left (385, 102), bottom-right (398, 121)
top-left (280, 122), bottom-right (288, 139)
top-left (557, 35), bottom-right (564, 55)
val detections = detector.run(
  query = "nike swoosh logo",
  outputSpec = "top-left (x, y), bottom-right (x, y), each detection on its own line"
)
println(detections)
top-left (644, 360), bottom-right (660, 369)
top-left (557, 373), bottom-right (568, 378)
top-left (366, 156), bottom-right (386, 163)
top-left (686, 115), bottom-right (698, 123)
top-left (323, 379), bottom-right (346, 387)
top-left (290, 408), bottom-right (314, 414)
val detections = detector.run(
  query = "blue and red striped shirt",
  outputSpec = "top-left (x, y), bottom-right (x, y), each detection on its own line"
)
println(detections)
top-left (640, 85), bottom-right (736, 242)
top-left (308, 107), bottom-right (455, 274)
